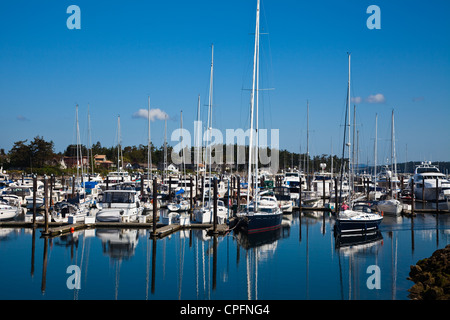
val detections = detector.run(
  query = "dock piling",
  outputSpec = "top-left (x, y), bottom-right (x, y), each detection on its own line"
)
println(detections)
top-left (44, 175), bottom-right (49, 235)
top-left (412, 177), bottom-right (415, 216)
top-left (299, 176), bottom-right (302, 211)
top-left (152, 178), bottom-right (158, 237)
top-left (213, 178), bottom-right (218, 234)
top-left (436, 177), bottom-right (439, 214)
top-left (32, 174), bottom-right (37, 226)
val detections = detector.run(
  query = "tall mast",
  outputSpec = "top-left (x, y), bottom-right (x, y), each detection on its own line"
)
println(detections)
top-left (208, 44), bottom-right (214, 200)
top-left (247, 0), bottom-right (260, 210)
top-left (254, 3), bottom-right (260, 204)
top-left (117, 115), bottom-right (122, 173)
top-left (76, 104), bottom-right (80, 185)
top-left (352, 105), bottom-right (356, 176)
top-left (87, 103), bottom-right (93, 175)
top-left (347, 53), bottom-right (352, 194)
top-left (148, 96), bottom-right (152, 188)
top-left (392, 109), bottom-right (398, 192)
top-left (181, 110), bottom-right (185, 189)
top-left (356, 130), bottom-right (360, 176)
top-left (330, 138), bottom-right (333, 177)
top-left (164, 115), bottom-right (167, 180)
top-left (196, 94), bottom-right (201, 179)
top-left (374, 113), bottom-right (378, 200)
top-left (306, 100), bottom-right (309, 190)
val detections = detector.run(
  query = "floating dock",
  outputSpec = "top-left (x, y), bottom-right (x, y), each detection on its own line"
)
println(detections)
top-left (0, 216), bottom-right (231, 238)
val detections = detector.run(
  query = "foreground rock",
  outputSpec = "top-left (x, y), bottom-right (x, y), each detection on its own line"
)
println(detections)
top-left (408, 244), bottom-right (450, 300)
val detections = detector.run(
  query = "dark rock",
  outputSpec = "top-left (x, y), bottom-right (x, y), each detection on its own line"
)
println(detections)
top-left (407, 245), bottom-right (450, 300)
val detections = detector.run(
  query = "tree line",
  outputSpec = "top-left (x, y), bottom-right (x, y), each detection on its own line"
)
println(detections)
top-left (1, 135), bottom-right (449, 176)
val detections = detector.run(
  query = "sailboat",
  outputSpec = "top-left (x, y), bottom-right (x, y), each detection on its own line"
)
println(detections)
top-left (167, 110), bottom-right (189, 213)
top-left (376, 110), bottom-right (402, 215)
top-left (192, 44), bottom-right (227, 223)
top-left (52, 105), bottom-right (92, 222)
top-left (335, 54), bottom-right (383, 233)
top-left (236, 0), bottom-right (282, 234)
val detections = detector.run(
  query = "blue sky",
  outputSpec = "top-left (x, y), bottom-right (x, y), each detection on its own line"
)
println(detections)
top-left (1, 0), bottom-right (449, 165)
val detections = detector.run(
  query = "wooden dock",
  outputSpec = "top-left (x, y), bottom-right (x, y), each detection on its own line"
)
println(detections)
top-left (294, 206), bottom-right (333, 212)
top-left (149, 222), bottom-right (230, 238)
top-left (0, 217), bottom-right (230, 239)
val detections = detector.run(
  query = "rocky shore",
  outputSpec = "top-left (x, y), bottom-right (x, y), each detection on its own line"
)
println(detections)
top-left (408, 244), bottom-right (450, 300)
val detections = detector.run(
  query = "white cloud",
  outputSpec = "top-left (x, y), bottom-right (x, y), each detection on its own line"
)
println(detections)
top-left (133, 108), bottom-right (169, 121)
top-left (351, 97), bottom-right (362, 104)
top-left (17, 115), bottom-right (29, 121)
top-left (366, 93), bottom-right (385, 104)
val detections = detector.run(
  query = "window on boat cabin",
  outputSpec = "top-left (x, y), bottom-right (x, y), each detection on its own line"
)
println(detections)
top-left (260, 207), bottom-right (274, 213)
top-left (103, 192), bottom-right (135, 203)
top-left (417, 167), bottom-right (439, 174)
top-left (354, 205), bottom-right (372, 213)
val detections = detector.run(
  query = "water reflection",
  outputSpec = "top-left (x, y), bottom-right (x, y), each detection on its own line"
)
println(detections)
top-left (335, 231), bottom-right (383, 250)
top-left (1, 210), bottom-right (449, 300)
top-left (234, 228), bottom-right (282, 300)
top-left (97, 229), bottom-right (139, 260)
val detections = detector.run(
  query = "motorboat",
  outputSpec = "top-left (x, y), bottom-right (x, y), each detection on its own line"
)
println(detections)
top-left (311, 173), bottom-right (334, 197)
top-left (300, 190), bottom-right (321, 208)
top-left (1, 186), bottom-right (33, 207)
top-left (51, 201), bottom-right (90, 223)
top-left (282, 171), bottom-right (302, 200)
top-left (273, 186), bottom-right (293, 212)
top-left (0, 199), bottom-right (20, 221)
top-left (0, 194), bottom-right (21, 208)
top-left (96, 189), bottom-right (143, 222)
top-left (408, 162), bottom-right (450, 201)
top-left (105, 171), bottom-right (131, 186)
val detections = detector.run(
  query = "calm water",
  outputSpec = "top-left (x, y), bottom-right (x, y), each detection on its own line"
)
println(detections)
top-left (1, 210), bottom-right (449, 300)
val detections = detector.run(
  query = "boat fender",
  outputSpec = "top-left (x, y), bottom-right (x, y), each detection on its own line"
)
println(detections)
top-left (70, 227), bottom-right (75, 233)
top-left (381, 211), bottom-right (384, 216)
top-left (120, 210), bottom-right (124, 215)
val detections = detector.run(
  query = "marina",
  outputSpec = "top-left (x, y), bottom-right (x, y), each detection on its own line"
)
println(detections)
top-left (0, 166), bottom-right (449, 301)
top-left (1, 0), bottom-right (450, 305)
top-left (1, 207), bottom-right (449, 300)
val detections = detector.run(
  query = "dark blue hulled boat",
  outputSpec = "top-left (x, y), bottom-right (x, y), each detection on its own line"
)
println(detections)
top-left (335, 204), bottom-right (383, 234)
top-left (236, 0), bottom-right (283, 235)
top-left (237, 195), bottom-right (283, 234)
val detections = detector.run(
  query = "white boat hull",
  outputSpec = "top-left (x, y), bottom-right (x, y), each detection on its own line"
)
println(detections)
top-left (0, 205), bottom-right (20, 221)
top-left (377, 199), bottom-right (402, 215)
top-left (96, 208), bottom-right (140, 222)
top-left (194, 207), bottom-right (227, 224)
top-left (167, 201), bottom-right (189, 212)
